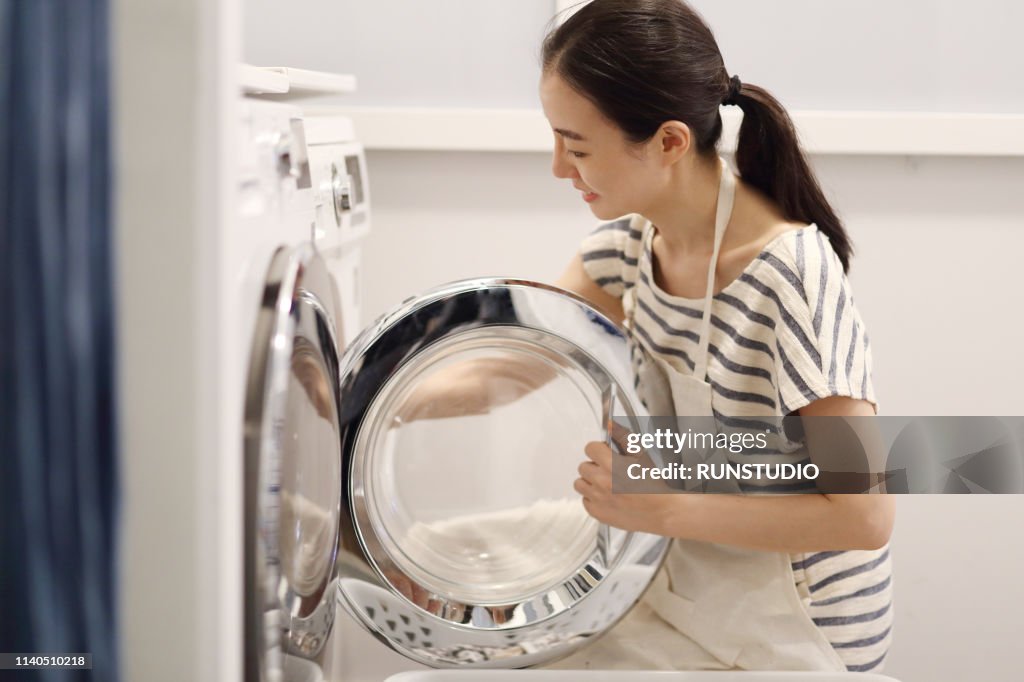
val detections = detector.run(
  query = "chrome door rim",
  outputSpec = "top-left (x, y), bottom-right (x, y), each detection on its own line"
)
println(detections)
top-left (244, 244), bottom-right (345, 679)
top-left (331, 278), bottom-right (669, 667)
top-left (350, 325), bottom-right (623, 627)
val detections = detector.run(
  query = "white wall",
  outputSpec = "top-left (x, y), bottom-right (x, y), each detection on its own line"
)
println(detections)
top-left (696, 0), bottom-right (1024, 114)
top-left (244, 0), bottom-right (1024, 114)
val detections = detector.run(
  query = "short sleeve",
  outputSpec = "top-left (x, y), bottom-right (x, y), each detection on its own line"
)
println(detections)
top-left (776, 228), bottom-right (879, 415)
top-left (578, 215), bottom-right (645, 299)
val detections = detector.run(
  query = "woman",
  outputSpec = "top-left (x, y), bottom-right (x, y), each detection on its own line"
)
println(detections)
top-left (539, 0), bottom-right (895, 673)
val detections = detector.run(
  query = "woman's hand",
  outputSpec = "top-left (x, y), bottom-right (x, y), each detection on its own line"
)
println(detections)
top-left (573, 438), bottom-right (683, 535)
top-left (575, 397), bottom-right (895, 552)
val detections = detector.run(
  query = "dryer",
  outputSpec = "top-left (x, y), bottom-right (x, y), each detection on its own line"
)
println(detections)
top-left (232, 96), bottom-right (315, 369)
top-left (234, 87), bottom-right (334, 682)
top-left (303, 107), bottom-right (371, 349)
top-left (237, 69), bottom-right (670, 682)
top-left (245, 277), bottom-right (669, 682)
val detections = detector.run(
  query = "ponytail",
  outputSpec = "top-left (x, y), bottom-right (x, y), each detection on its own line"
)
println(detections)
top-left (729, 82), bottom-right (853, 272)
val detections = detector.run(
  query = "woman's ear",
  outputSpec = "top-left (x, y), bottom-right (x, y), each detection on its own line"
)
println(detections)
top-left (657, 121), bottom-right (691, 164)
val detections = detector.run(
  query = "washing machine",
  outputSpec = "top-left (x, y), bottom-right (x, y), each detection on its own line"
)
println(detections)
top-left (235, 65), bottom-right (367, 349)
top-left (237, 69), bottom-right (669, 682)
top-left (234, 81), bottom-right (336, 682)
top-left (245, 276), bottom-right (669, 682)
top-left (232, 94), bottom-right (316, 370)
top-left (303, 106), bottom-right (371, 349)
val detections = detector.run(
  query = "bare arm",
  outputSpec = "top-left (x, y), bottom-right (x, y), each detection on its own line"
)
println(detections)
top-left (553, 251), bottom-right (625, 326)
top-left (577, 396), bottom-right (895, 552)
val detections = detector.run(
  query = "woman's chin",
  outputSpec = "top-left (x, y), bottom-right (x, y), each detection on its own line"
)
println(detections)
top-left (589, 203), bottom-right (624, 221)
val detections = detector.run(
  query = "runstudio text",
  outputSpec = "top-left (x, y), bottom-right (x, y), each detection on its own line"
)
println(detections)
top-left (626, 462), bottom-right (821, 481)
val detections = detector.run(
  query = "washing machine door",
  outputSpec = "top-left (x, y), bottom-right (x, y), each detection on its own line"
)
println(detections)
top-left (334, 278), bottom-right (669, 668)
top-left (244, 244), bottom-right (345, 681)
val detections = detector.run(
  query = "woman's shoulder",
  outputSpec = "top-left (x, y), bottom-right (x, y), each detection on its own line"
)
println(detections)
top-left (580, 214), bottom-right (649, 269)
top-left (582, 214), bottom-right (647, 251)
top-left (755, 224), bottom-right (878, 414)
top-left (760, 222), bottom-right (853, 304)
top-left (739, 222), bottom-right (869, 344)
top-left (579, 214), bottom-right (649, 298)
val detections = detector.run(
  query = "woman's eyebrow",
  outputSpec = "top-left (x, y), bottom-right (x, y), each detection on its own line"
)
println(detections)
top-left (554, 128), bottom-right (587, 141)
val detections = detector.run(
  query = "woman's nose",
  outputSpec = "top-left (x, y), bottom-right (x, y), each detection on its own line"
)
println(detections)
top-left (551, 149), bottom-right (576, 180)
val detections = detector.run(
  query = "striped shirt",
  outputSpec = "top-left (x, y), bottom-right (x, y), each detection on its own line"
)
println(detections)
top-left (580, 215), bottom-right (893, 672)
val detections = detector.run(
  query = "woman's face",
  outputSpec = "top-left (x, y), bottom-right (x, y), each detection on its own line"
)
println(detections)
top-left (539, 72), bottom-right (666, 220)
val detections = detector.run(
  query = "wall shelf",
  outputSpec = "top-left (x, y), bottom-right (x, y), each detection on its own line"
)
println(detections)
top-left (329, 107), bottom-right (1024, 157)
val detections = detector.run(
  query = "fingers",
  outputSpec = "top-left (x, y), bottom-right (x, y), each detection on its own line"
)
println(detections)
top-left (578, 459), bottom-right (610, 486)
top-left (584, 440), bottom-right (613, 468)
top-left (573, 476), bottom-right (593, 499)
top-left (576, 454), bottom-right (612, 511)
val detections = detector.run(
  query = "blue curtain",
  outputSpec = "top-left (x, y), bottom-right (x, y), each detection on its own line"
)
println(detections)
top-left (0, 1), bottom-right (119, 681)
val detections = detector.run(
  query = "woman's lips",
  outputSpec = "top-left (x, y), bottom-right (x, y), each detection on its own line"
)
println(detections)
top-left (582, 191), bottom-right (599, 203)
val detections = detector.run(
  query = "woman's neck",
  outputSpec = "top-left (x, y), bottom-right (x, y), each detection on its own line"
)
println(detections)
top-left (643, 155), bottom-right (722, 256)
top-left (644, 155), bottom-right (773, 258)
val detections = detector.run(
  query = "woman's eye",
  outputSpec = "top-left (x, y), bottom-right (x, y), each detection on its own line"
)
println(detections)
top-left (567, 150), bottom-right (587, 159)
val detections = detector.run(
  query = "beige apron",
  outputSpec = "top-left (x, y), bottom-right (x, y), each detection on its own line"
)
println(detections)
top-left (548, 157), bottom-right (847, 671)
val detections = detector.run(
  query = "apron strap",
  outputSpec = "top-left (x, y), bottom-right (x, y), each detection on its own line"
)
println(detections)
top-left (693, 157), bottom-right (736, 381)
top-left (624, 157), bottom-right (737, 383)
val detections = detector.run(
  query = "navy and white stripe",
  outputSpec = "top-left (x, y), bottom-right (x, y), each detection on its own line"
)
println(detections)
top-left (580, 214), bottom-right (892, 672)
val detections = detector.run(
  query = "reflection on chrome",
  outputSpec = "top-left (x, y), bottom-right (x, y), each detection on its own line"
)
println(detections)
top-left (280, 489), bottom-right (336, 596)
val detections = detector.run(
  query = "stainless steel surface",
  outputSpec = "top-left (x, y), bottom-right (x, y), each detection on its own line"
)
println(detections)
top-left (331, 279), bottom-right (669, 668)
top-left (244, 245), bottom-right (346, 681)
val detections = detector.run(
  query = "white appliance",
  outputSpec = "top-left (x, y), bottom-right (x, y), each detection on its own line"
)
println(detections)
top-left (236, 67), bottom-right (670, 682)
top-left (236, 65), bottom-right (368, 348)
top-left (303, 107), bottom-right (371, 348)
top-left (233, 91), bottom-right (327, 682)
top-left (245, 272), bottom-right (668, 682)
top-left (236, 66), bottom-right (377, 682)
top-left (233, 95), bottom-right (316, 372)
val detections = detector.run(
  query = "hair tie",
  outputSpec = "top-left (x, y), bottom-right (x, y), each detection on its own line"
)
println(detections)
top-left (723, 74), bottom-right (742, 106)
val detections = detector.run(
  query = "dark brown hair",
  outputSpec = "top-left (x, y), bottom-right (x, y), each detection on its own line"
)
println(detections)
top-left (542, 0), bottom-right (853, 271)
